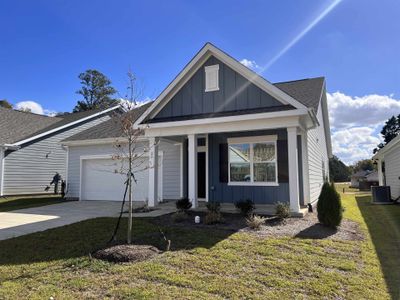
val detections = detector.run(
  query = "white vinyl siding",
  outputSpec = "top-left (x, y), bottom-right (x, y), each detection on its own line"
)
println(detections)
top-left (66, 139), bottom-right (181, 200)
top-left (384, 147), bottom-right (400, 199)
top-left (2, 115), bottom-right (110, 195)
top-left (307, 105), bottom-right (329, 204)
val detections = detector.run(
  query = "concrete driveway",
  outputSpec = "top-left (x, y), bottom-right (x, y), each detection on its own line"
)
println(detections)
top-left (0, 201), bottom-right (122, 241)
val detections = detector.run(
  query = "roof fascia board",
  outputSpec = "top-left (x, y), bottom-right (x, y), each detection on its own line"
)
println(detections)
top-left (135, 43), bottom-right (307, 126)
top-left (373, 134), bottom-right (400, 159)
top-left (137, 108), bottom-right (308, 130)
top-left (319, 81), bottom-right (333, 158)
top-left (144, 116), bottom-right (301, 137)
top-left (12, 105), bottom-right (120, 146)
top-left (61, 136), bottom-right (147, 147)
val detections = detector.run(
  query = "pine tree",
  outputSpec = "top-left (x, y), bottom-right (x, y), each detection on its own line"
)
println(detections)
top-left (73, 69), bottom-right (117, 112)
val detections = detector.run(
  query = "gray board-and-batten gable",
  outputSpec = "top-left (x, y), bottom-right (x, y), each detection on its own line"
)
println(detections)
top-left (152, 56), bottom-right (293, 121)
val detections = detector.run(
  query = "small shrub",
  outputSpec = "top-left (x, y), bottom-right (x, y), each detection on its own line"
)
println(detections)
top-left (206, 202), bottom-right (221, 213)
top-left (246, 214), bottom-right (266, 230)
top-left (317, 182), bottom-right (343, 228)
top-left (172, 211), bottom-right (188, 223)
top-left (176, 198), bottom-right (192, 212)
top-left (275, 202), bottom-right (291, 220)
top-left (204, 211), bottom-right (224, 225)
top-left (235, 199), bottom-right (255, 216)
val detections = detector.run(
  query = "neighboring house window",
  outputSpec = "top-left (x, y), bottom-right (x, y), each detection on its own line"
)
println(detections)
top-left (227, 135), bottom-right (278, 186)
top-left (205, 64), bottom-right (219, 92)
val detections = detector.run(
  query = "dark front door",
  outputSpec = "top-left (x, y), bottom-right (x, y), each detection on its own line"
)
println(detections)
top-left (197, 152), bottom-right (206, 199)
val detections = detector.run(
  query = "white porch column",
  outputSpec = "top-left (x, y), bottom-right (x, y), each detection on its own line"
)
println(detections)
top-left (377, 159), bottom-right (384, 186)
top-left (301, 131), bottom-right (311, 204)
top-left (287, 127), bottom-right (300, 213)
top-left (0, 148), bottom-right (4, 196)
top-left (148, 137), bottom-right (159, 207)
top-left (188, 134), bottom-right (198, 208)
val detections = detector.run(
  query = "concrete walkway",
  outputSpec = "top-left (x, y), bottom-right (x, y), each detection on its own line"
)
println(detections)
top-left (0, 201), bottom-right (174, 241)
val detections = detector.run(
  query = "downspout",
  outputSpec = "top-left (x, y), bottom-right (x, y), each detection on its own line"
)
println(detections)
top-left (307, 108), bottom-right (319, 129)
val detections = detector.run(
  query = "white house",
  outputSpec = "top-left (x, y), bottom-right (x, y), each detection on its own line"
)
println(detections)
top-left (373, 134), bottom-right (400, 200)
top-left (0, 106), bottom-right (120, 196)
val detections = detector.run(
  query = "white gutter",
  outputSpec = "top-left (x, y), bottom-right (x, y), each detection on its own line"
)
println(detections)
top-left (61, 136), bottom-right (147, 147)
top-left (12, 105), bottom-right (120, 147)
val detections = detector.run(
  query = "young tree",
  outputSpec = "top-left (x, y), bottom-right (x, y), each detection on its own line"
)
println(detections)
top-left (374, 114), bottom-right (400, 153)
top-left (0, 99), bottom-right (13, 109)
top-left (73, 69), bottom-right (117, 112)
top-left (329, 155), bottom-right (351, 182)
top-left (111, 69), bottom-right (151, 244)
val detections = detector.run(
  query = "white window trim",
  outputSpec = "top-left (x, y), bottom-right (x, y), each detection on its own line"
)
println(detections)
top-left (227, 135), bottom-right (279, 186)
top-left (204, 64), bottom-right (219, 92)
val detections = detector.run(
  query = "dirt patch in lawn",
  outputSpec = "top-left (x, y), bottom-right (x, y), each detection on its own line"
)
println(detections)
top-left (244, 212), bottom-right (364, 241)
top-left (92, 244), bottom-right (161, 263)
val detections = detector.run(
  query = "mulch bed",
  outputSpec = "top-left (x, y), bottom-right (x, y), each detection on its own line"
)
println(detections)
top-left (151, 210), bottom-right (363, 241)
top-left (92, 244), bottom-right (161, 263)
top-left (244, 212), bottom-right (364, 241)
top-left (151, 211), bottom-right (247, 231)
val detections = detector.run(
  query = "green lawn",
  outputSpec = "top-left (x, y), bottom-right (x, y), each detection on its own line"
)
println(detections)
top-left (0, 195), bottom-right (64, 212)
top-left (0, 190), bottom-right (399, 299)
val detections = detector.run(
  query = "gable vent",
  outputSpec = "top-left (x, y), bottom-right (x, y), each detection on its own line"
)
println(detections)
top-left (205, 64), bottom-right (219, 92)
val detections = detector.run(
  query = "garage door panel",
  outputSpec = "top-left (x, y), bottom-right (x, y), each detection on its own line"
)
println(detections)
top-left (81, 158), bottom-right (161, 201)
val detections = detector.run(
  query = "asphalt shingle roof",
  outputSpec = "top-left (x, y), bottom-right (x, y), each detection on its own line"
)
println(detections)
top-left (0, 108), bottom-right (61, 145)
top-left (274, 77), bottom-right (325, 111)
top-left (63, 102), bottom-right (153, 142)
top-left (0, 106), bottom-right (118, 145)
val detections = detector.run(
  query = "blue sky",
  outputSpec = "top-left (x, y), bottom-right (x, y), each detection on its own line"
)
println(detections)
top-left (1, 0), bottom-right (399, 164)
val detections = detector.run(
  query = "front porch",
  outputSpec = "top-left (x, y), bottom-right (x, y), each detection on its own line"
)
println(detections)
top-left (146, 126), bottom-right (311, 215)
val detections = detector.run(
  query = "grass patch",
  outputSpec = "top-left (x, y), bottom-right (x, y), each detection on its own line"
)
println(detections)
top-left (0, 190), bottom-right (397, 299)
top-left (0, 195), bottom-right (64, 212)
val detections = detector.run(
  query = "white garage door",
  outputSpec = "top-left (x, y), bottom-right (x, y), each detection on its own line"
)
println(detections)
top-left (81, 157), bottom-right (162, 201)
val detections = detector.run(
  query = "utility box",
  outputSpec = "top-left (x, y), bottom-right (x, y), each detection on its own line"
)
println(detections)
top-left (371, 186), bottom-right (391, 204)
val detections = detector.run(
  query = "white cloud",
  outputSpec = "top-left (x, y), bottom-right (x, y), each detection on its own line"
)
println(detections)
top-left (240, 59), bottom-right (261, 71)
top-left (327, 92), bottom-right (400, 165)
top-left (327, 92), bottom-right (400, 129)
top-left (14, 101), bottom-right (57, 116)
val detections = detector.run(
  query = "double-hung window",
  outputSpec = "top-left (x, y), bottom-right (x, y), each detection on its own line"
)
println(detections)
top-left (227, 135), bottom-right (278, 186)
